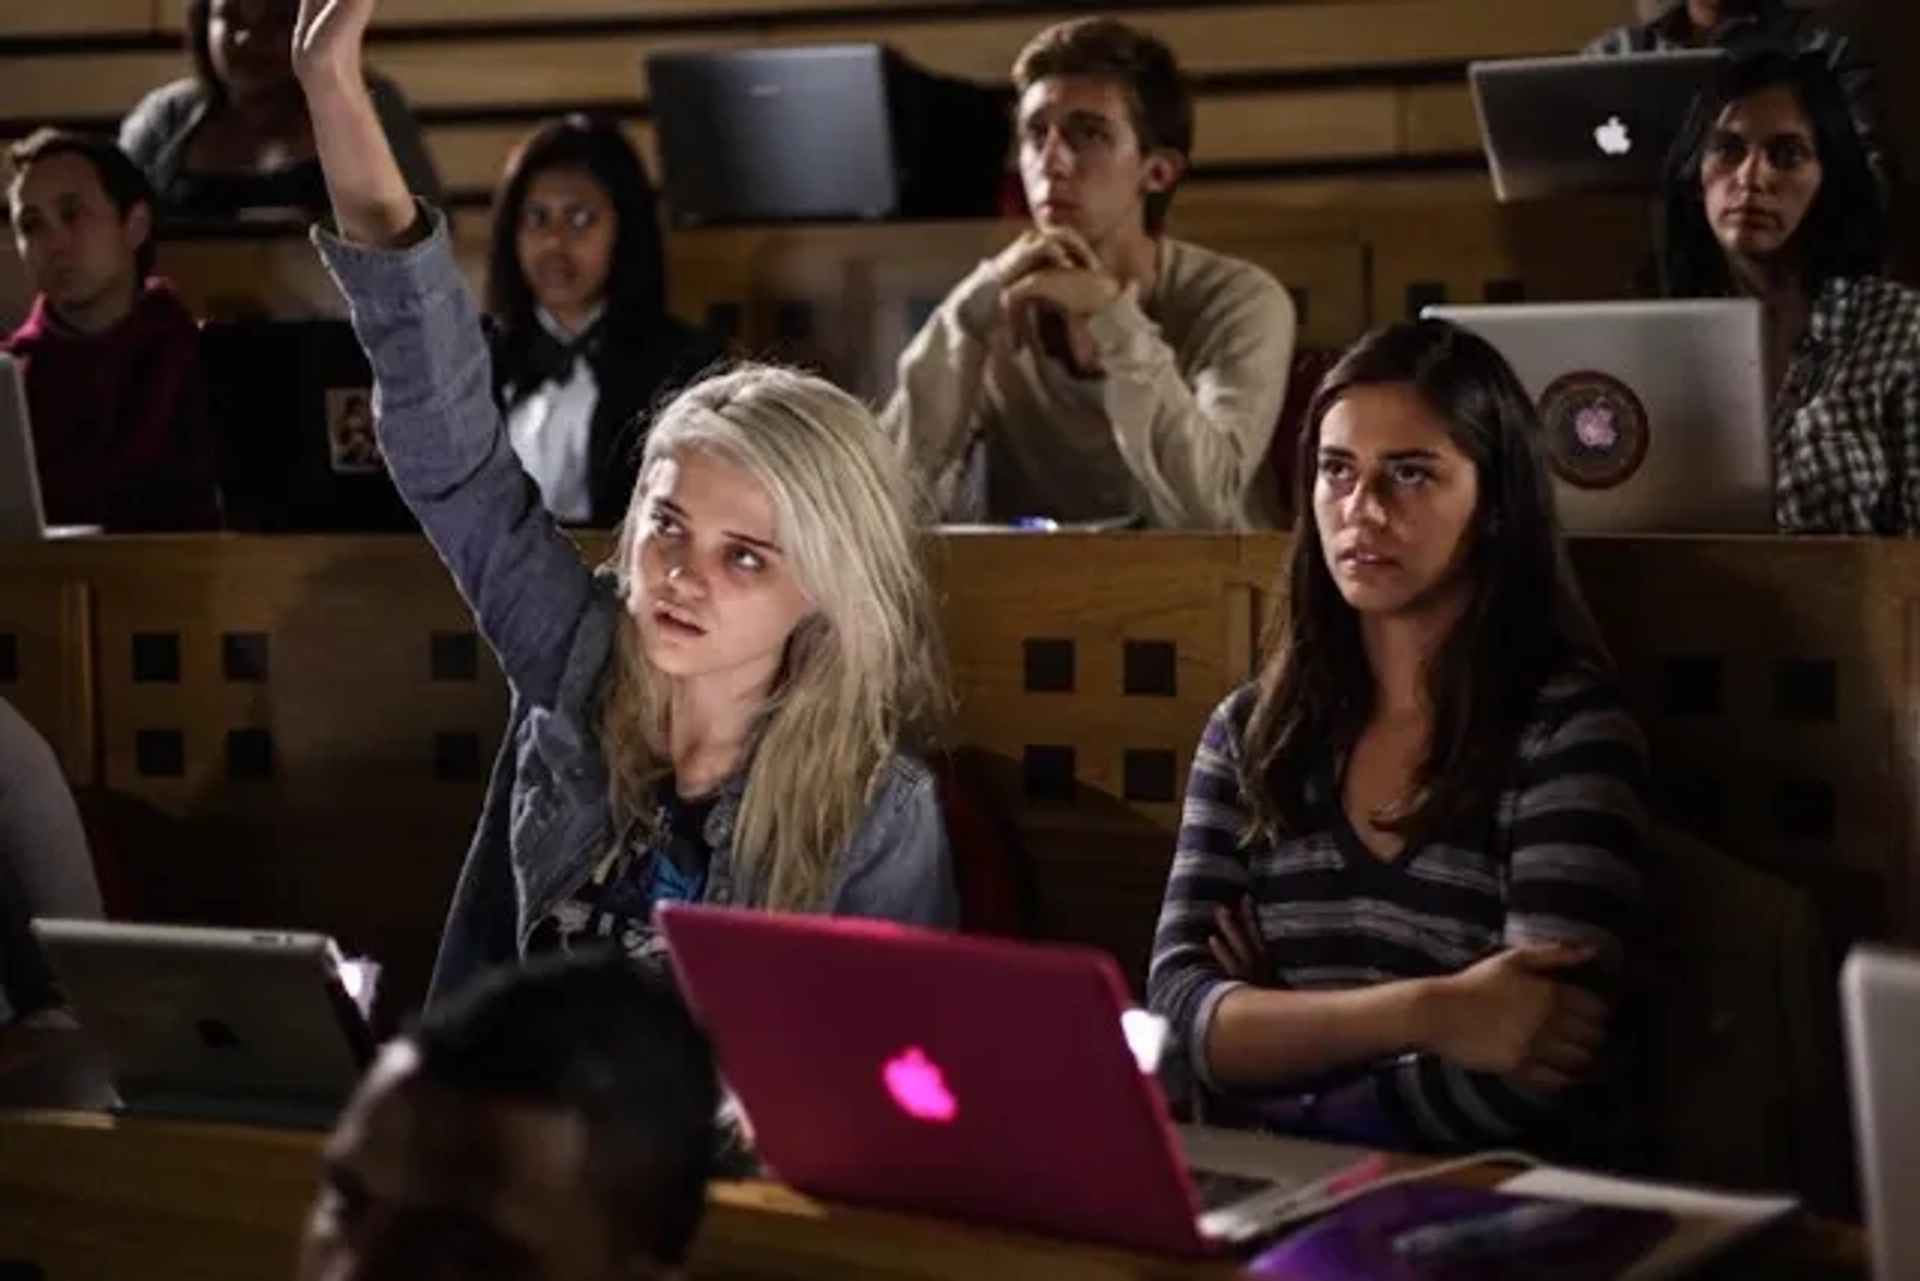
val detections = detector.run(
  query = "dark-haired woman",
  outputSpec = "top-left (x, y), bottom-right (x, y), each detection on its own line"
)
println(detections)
top-left (119, 0), bottom-right (440, 220)
top-left (1659, 50), bottom-right (1920, 535)
top-left (485, 116), bottom-right (724, 526)
top-left (1147, 319), bottom-right (1648, 1158)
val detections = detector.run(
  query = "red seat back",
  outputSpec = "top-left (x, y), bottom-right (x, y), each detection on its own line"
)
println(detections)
top-left (931, 753), bottom-right (1032, 938)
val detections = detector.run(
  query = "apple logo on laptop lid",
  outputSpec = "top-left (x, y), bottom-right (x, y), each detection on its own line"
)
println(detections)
top-left (882, 1046), bottom-right (957, 1123)
top-left (1539, 370), bottom-right (1651, 491)
top-left (1594, 116), bottom-right (1632, 157)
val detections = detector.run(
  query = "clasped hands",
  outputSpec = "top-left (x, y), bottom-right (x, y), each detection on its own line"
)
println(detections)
top-left (986, 228), bottom-right (1123, 377)
top-left (1211, 898), bottom-right (1610, 1094)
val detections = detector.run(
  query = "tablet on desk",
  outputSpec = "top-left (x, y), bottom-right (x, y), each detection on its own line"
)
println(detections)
top-left (28, 919), bottom-right (377, 1129)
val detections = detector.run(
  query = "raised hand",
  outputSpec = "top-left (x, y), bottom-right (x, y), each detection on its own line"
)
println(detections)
top-left (292, 0), bottom-right (375, 86)
top-left (292, 0), bottom-right (415, 246)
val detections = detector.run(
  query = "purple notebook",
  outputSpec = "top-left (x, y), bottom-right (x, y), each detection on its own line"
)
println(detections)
top-left (1249, 1182), bottom-right (1677, 1281)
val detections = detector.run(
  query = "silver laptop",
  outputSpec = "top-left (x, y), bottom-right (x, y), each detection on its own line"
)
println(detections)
top-left (1843, 946), bottom-right (1920, 1281)
top-left (1470, 50), bottom-right (1729, 201)
top-left (0, 352), bottom-right (47, 540)
top-left (0, 352), bottom-right (100, 540)
top-left (29, 919), bottom-right (376, 1129)
top-left (1424, 299), bottom-right (1770, 533)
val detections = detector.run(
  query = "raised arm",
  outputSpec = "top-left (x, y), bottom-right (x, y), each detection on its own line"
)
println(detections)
top-left (294, 0), bottom-right (592, 706)
top-left (1086, 266), bottom-right (1294, 529)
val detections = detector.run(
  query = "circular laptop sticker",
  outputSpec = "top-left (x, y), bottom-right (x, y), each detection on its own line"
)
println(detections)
top-left (1538, 370), bottom-right (1649, 490)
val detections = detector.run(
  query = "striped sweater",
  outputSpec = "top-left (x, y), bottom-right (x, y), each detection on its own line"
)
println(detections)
top-left (1146, 672), bottom-right (1648, 1153)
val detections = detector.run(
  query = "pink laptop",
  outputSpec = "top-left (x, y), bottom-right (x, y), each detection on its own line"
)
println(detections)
top-left (656, 904), bottom-right (1373, 1257)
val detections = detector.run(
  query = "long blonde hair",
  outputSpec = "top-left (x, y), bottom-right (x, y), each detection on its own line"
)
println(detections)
top-left (598, 364), bottom-right (948, 911)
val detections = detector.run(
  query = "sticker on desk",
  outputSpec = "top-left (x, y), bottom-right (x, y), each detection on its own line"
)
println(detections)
top-left (325, 387), bottom-right (383, 475)
top-left (1537, 371), bottom-right (1648, 491)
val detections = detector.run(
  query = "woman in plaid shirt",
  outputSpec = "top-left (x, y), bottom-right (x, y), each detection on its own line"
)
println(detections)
top-left (1147, 321), bottom-right (1648, 1158)
top-left (1659, 50), bottom-right (1920, 534)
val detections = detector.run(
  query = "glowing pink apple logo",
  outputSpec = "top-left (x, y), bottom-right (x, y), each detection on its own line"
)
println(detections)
top-left (1573, 402), bottom-right (1619, 452)
top-left (882, 1046), bottom-right (957, 1124)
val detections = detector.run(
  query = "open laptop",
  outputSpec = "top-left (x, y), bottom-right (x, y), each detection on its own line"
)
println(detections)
top-left (1424, 299), bottom-right (1771, 533)
top-left (0, 353), bottom-right (44, 540)
top-left (0, 353), bottom-right (97, 540)
top-left (29, 919), bottom-right (376, 1129)
top-left (656, 904), bottom-right (1375, 1258)
top-left (1842, 946), bottom-right (1920, 1281)
top-left (199, 319), bottom-right (417, 533)
top-left (1470, 50), bottom-right (1729, 201)
top-left (644, 44), bottom-right (1007, 227)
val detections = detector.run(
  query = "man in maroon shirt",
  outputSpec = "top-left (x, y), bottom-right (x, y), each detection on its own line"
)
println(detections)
top-left (4, 129), bottom-right (218, 531)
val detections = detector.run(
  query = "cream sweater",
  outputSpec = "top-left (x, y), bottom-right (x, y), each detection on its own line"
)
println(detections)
top-left (880, 237), bottom-right (1296, 529)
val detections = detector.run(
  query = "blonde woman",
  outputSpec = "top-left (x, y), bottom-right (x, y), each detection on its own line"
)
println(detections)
top-left (291, 0), bottom-right (955, 1007)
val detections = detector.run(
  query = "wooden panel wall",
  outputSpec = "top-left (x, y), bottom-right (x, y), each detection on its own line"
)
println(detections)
top-left (2, 531), bottom-right (1915, 1014)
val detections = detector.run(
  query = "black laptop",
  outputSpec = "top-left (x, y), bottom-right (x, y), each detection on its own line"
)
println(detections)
top-left (645, 43), bottom-right (1008, 227)
top-left (201, 318), bottom-right (417, 533)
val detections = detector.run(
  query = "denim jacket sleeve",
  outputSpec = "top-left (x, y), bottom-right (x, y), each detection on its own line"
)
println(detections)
top-left (311, 204), bottom-right (591, 708)
top-left (828, 756), bottom-right (959, 928)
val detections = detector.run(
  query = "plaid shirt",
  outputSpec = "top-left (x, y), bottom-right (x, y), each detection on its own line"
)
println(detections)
top-left (1584, 1), bottom-right (1888, 190)
top-left (1774, 276), bottom-right (1920, 535)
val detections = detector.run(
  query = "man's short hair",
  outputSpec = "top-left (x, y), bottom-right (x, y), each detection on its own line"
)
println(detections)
top-left (1012, 18), bottom-right (1194, 234)
top-left (6, 128), bottom-right (159, 281)
top-left (407, 948), bottom-right (721, 1267)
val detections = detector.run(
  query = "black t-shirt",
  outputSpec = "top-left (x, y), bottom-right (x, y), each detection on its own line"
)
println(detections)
top-left (527, 781), bottom-right (719, 962)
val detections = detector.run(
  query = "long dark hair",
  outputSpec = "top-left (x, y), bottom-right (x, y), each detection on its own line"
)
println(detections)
top-left (1658, 49), bottom-right (1884, 297)
top-left (485, 115), bottom-right (669, 389)
top-left (1240, 319), bottom-right (1612, 848)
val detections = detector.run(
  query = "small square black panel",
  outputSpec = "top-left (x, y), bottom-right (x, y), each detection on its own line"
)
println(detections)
top-left (1773, 778), bottom-right (1836, 842)
top-left (1122, 640), bottom-right (1177, 697)
top-left (0, 633), bottom-right (16, 684)
top-left (430, 631), bottom-right (480, 682)
top-left (1022, 638), bottom-right (1075, 694)
top-left (1660, 655), bottom-right (1724, 716)
top-left (134, 728), bottom-right (185, 778)
top-left (225, 728), bottom-right (275, 781)
top-left (1021, 744), bottom-right (1076, 802)
top-left (1122, 749), bottom-right (1177, 804)
top-left (1404, 281), bottom-right (1447, 319)
top-left (433, 731), bottom-right (482, 783)
top-left (1776, 659), bottom-right (1837, 723)
top-left (1658, 772), bottom-right (1726, 833)
top-left (221, 632), bottom-right (270, 683)
top-left (131, 632), bottom-right (181, 684)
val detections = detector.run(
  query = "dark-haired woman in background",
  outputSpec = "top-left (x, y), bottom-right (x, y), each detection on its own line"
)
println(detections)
top-left (1147, 320), bottom-right (1647, 1158)
top-left (1659, 50), bottom-right (1919, 535)
top-left (119, 0), bottom-right (440, 220)
top-left (485, 116), bottom-right (724, 526)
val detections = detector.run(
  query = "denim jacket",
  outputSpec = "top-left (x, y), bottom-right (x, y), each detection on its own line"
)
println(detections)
top-left (312, 206), bottom-right (957, 1007)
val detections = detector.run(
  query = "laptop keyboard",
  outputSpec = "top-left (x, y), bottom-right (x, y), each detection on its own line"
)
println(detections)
top-left (1192, 1168), bottom-right (1290, 1213)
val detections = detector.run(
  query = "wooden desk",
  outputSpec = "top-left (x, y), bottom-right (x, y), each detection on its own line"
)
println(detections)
top-left (0, 1040), bottom-right (1868, 1281)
